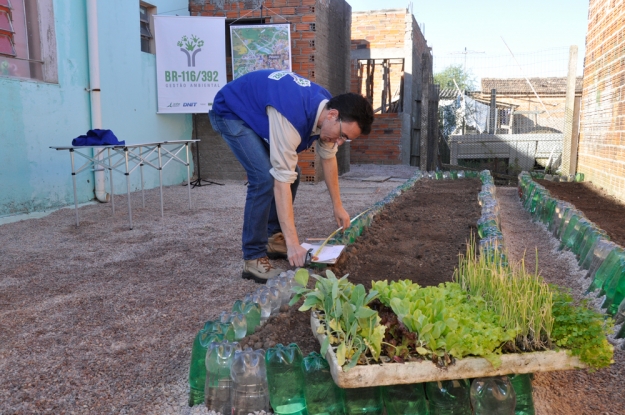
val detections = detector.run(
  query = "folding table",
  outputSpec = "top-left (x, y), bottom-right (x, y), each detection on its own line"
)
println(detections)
top-left (51, 140), bottom-right (198, 229)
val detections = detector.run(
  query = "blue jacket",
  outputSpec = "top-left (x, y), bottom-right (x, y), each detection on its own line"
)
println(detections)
top-left (212, 70), bottom-right (331, 153)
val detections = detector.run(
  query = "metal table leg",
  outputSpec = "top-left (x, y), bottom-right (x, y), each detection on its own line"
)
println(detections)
top-left (124, 147), bottom-right (133, 230)
top-left (108, 148), bottom-right (115, 215)
top-left (70, 149), bottom-right (80, 226)
top-left (140, 146), bottom-right (145, 208)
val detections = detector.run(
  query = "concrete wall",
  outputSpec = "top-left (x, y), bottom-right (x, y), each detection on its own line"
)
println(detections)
top-left (0, 0), bottom-right (192, 217)
top-left (576, 0), bottom-right (625, 202)
top-left (190, 0), bottom-right (353, 182)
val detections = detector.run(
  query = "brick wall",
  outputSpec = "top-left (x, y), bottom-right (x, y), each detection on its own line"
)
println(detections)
top-left (349, 9), bottom-right (433, 166)
top-left (351, 11), bottom-right (406, 111)
top-left (351, 114), bottom-right (402, 164)
top-left (577, 0), bottom-right (625, 202)
top-left (190, 0), bottom-right (352, 182)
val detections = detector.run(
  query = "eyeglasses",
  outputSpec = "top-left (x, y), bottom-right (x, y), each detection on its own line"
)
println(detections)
top-left (333, 118), bottom-right (349, 148)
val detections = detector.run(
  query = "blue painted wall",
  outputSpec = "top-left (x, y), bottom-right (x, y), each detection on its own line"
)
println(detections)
top-left (0, 0), bottom-right (192, 217)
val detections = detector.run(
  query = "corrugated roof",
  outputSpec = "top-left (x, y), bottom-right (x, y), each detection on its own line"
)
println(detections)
top-left (481, 77), bottom-right (583, 94)
top-left (439, 88), bottom-right (460, 100)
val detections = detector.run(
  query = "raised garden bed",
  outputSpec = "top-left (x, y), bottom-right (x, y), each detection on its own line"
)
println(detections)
top-left (310, 312), bottom-right (585, 388)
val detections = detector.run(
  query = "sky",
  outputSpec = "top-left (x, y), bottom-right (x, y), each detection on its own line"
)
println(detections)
top-left (348, 0), bottom-right (589, 82)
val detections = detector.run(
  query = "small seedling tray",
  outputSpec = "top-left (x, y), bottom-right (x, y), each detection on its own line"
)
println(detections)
top-left (311, 313), bottom-right (585, 388)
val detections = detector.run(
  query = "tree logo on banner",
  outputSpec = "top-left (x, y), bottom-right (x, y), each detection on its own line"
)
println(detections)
top-left (177, 35), bottom-right (204, 67)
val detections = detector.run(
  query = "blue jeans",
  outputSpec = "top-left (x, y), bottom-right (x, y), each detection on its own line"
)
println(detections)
top-left (209, 111), bottom-right (300, 260)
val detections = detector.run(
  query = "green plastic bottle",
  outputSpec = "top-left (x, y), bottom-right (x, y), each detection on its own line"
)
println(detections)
top-left (302, 352), bottom-right (345, 415)
top-left (585, 240), bottom-right (618, 282)
top-left (382, 383), bottom-right (428, 415)
top-left (578, 229), bottom-right (608, 269)
top-left (587, 248), bottom-right (624, 294)
top-left (599, 257), bottom-right (625, 315)
top-left (344, 386), bottom-right (383, 415)
top-left (232, 299), bottom-right (262, 335)
top-left (559, 214), bottom-right (582, 248)
top-left (509, 374), bottom-right (535, 415)
top-left (188, 328), bottom-right (225, 406)
top-left (425, 379), bottom-right (471, 415)
top-left (266, 343), bottom-right (308, 415)
top-left (560, 218), bottom-right (590, 254)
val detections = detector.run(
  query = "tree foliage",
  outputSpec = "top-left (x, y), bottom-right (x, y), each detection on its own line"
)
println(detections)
top-left (434, 64), bottom-right (477, 91)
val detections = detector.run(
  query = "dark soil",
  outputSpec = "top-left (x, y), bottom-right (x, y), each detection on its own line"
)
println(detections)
top-left (239, 179), bottom-right (483, 355)
top-left (537, 180), bottom-right (625, 246)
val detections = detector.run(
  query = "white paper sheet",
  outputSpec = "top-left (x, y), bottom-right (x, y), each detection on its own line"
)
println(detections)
top-left (301, 242), bottom-right (346, 264)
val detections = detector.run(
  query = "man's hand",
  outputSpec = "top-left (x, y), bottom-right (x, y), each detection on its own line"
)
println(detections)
top-left (287, 243), bottom-right (309, 267)
top-left (334, 205), bottom-right (351, 230)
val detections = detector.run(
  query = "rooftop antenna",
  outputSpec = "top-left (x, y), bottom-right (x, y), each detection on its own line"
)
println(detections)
top-left (449, 47), bottom-right (484, 73)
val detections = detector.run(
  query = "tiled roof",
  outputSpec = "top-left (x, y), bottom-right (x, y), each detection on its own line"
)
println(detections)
top-left (481, 77), bottom-right (583, 94)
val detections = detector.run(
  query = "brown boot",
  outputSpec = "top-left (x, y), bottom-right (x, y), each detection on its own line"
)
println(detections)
top-left (242, 256), bottom-right (284, 283)
top-left (266, 232), bottom-right (288, 260)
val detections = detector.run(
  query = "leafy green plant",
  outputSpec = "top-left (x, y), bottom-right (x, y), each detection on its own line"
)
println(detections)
top-left (290, 269), bottom-right (385, 370)
top-left (551, 289), bottom-right (614, 370)
top-left (373, 280), bottom-right (518, 368)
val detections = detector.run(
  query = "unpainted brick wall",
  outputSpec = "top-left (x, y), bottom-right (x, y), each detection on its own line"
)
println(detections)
top-left (191, 0), bottom-right (352, 182)
top-left (351, 11), bottom-right (406, 111)
top-left (349, 9), bottom-right (434, 167)
top-left (350, 114), bottom-right (402, 164)
top-left (577, 0), bottom-right (625, 202)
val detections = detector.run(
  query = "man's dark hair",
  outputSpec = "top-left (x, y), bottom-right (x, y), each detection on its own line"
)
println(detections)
top-left (327, 93), bottom-right (374, 135)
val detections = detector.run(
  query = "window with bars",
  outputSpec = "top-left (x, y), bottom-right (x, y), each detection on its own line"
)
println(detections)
top-left (0, 0), bottom-right (16, 57)
top-left (140, 3), bottom-right (155, 54)
top-left (0, 0), bottom-right (56, 82)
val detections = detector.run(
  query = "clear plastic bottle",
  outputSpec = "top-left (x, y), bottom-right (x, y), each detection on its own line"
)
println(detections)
top-left (220, 311), bottom-right (248, 341)
top-left (426, 379), bottom-right (471, 415)
top-left (470, 376), bottom-right (516, 414)
top-left (509, 374), bottom-right (535, 415)
top-left (266, 343), bottom-right (308, 415)
top-left (267, 275), bottom-right (293, 307)
top-left (302, 352), bottom-right (345, 415)
top-left (382, 383), bottom-right (428, 415)
top-left (205, 340), bottom-right (240, 414)
top-left (344, 386), bottom-right (383, 415)
top-left (231, 348), bottom-right (270, 415)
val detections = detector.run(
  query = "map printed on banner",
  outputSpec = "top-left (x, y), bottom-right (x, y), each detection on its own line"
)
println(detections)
top-left (230, 24), bottom-right (292, 79)
top-left (154, 16), bottom-right (227, 114)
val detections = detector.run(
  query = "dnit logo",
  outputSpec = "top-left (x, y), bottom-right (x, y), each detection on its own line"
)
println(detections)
top-left (177, 34), bottom-right (204, 67)
top-left (183, 103), bottom-right (197, 107)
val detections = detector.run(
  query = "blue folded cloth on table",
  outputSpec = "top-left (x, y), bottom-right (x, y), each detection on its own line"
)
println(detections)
top-left (72, 129), bottom-right (125, 146)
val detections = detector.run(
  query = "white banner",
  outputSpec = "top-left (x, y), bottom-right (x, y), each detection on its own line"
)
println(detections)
top-left (154, 16), bottom-right (227, 114)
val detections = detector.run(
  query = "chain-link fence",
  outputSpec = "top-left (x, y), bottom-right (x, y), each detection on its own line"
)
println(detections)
top-left (435, 47), bottom-right (581, 178)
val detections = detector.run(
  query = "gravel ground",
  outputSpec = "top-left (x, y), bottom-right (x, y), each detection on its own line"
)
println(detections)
top-left (0, 164), bottom-right (416, 415)
top-left (1, 168), bottom-right (623, 414)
